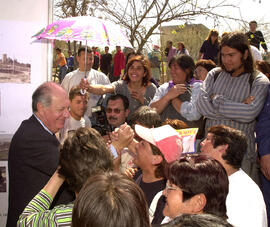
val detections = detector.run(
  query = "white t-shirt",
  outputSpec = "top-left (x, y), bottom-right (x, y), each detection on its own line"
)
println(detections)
top-left (58, 115), bottom-right (91, 144)
top-left (120, 148), bottom-right (135, 173)
top-left (61, 69), bottom-right (110, 116)
top-left (251, 45), bottom-right (262, 62)
top-left (226, 169), bottom-right (267, 227)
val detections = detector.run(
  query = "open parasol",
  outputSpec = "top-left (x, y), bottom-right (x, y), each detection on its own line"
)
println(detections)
top-left (32, 16), bottom-right (132, 92)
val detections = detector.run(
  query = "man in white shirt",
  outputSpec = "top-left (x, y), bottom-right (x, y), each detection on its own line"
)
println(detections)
top-left (61, 47), bottom-right (110, 119)
top-left (200, 124), bottom-right (267, 227)
top-left (58, 86), bottom-right (91, 144)
top-left (250, 45), bottom-right (262, 62)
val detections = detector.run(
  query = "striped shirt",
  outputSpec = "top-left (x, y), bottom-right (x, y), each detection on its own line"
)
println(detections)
top-left (196, 67), bottom-right (269, 161)
top-left (17, 189), bottom-right (73, 227)
top-left (180, 82), bottom-right (203, 121)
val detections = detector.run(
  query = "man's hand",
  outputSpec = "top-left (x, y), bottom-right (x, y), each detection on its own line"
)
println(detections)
top-left (210, 93), bottom-right (220, 100)
top-left (260, 154), bottom-right (270, 181)
top-left (79, 78), bottom-right (90, 92)
top-left (111, 124), bottom-right (134, 172)
top-left (111, 123), bottom-right (134, 151)
top-left (243, 96), bottom-right (255, 104)
top-left (166, 84), bottom-right (187, 100)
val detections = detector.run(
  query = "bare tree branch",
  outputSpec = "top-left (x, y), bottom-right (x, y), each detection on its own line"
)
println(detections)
top-left (55, 0), bottom-right (247, 52)
top-left (97, 0), bottom-right (245, 51)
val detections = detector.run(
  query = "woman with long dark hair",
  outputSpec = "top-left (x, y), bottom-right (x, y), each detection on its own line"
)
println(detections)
top-left (198, 29), bottom-right (219, 64)
top-left (81, 55), bottom-right (157, 117)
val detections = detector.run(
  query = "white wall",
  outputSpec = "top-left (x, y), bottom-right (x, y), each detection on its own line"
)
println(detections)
top-left (0, 1), bottom-right (51, 225)
top-left (0, 0), bottom-right (52, 134)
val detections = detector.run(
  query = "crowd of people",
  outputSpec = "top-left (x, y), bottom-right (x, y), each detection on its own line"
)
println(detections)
top-left (6, 21), bottom-right (270, 227)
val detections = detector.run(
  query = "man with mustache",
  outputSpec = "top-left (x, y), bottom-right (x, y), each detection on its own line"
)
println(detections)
top-left (105, 94), bottom-right (130, 173)
top-left (105, 94), bottom-right (130, 130)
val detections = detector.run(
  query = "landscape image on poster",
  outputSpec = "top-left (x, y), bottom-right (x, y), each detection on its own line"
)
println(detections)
top-left (0, 54), bottom-right (30, 83)
top-left (0, 166), bottom-right (7, 193)
top-left (0, 20), bottom-right (32, 84)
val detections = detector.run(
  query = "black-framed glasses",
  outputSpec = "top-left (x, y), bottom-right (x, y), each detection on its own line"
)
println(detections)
top-left (106, 108), bottom-right (125, 114)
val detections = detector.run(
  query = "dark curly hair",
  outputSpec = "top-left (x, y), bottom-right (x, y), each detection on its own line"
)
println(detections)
top-left (129, 106), bottom-right (162, 128)
top-left (166, 154), bottom-right (229, 219)
top-left (163, 119), bottom-right (189, 130)
top-left (208, 124), bottom-right (247, 169)
top-left (58, 127), bottom-right (114, 193)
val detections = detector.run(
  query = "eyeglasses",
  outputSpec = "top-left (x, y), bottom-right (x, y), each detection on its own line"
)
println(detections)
top-left (165, 181), bottom-right (181, 197)
top-left (165, 181), bottom-right (190, 197)
top-left (106, 108), bottom-right (125, 114)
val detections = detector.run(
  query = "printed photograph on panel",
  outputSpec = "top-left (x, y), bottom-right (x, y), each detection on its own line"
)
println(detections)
top-left (0, 20), bottom-right (31, 83)
top-left (0, 166), bottom-right (7, 193)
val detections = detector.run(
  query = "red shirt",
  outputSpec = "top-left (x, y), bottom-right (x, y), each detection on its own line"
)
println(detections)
top-left (113, 51), bottom-right (125, 77)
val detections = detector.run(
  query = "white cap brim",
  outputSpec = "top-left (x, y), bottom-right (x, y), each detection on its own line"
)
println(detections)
top-left (135, 124), bottom-right (156, 146)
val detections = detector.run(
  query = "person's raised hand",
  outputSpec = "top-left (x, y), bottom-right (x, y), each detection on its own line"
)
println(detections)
top-left (166, 84), bottom-right (187, 100)
top-left (79, 78), bottom-right (90, 92)
top-left (112, 123), bottom-right (134, 151)
top-left (43, 167), bottom-right (65, 198)
top-left (124, 167), bottom-right (138, 179)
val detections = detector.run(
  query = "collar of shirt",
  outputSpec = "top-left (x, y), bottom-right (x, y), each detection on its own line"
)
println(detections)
top-left (34, 114), bottom-right (54, 135)
top-left (78, 69), bottom-right (91, 73)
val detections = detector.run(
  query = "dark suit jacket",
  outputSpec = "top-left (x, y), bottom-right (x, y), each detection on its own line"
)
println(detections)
top-left (256, 85), bottom-right (270, 157)
top-left (6, 115), bottom-right (74, 227)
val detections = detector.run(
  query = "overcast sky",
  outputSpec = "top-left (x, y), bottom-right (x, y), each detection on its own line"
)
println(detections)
top-left (204, 0), bottom-right (270, 32)
top-left (149, 0), bottom-right (270, 48)
top-left (163, 0), bottom-right (269, 32)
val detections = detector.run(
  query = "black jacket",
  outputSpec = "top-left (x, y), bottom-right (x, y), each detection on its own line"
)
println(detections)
top-left (6, 115), bottom-right (74, 227)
